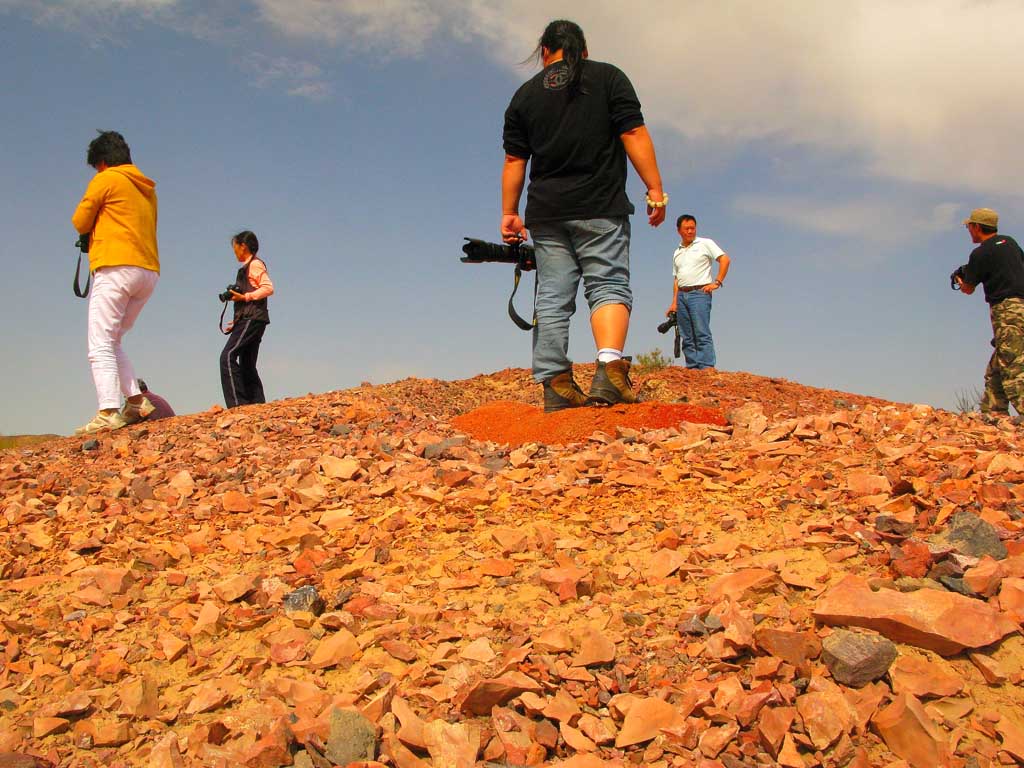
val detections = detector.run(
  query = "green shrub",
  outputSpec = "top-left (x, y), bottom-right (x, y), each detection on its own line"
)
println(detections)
top-left (634, 348), bottom-right (671, 373)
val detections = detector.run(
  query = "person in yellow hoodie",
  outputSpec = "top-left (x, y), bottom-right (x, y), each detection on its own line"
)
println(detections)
top-left (71, 131), bottom-right (159, 434)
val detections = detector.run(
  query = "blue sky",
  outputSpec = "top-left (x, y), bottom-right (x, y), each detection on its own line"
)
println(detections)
top-left (1, 0), bottom-right (1021, 435)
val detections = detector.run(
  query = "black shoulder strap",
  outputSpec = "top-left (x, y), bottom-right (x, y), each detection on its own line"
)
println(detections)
top-left (508, 265), bottom-right (536, 332)
top-left (73, 250), bottom-right (91, 298)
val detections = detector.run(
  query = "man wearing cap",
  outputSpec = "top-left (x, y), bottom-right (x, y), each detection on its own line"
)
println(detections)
top-left (955, 207), bottom-right (1024, 418)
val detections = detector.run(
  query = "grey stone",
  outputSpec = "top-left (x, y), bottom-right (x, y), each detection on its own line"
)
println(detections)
top-left (703, 614), bottom-right (724, 632)
top-left (325, 708), bottom-right (377, 766)
top-left (482, 456), bottom-right (508, 473)
top-left (424, 438), bottom-right (462, 460)
top-left (929, 511), bottom-right (1007, 560)
top-left (820, 629), bottom-right (897, 688)
top-left (939, 575), bottom-right (971, 595)
top-left (329, 423), bottom-right (351, 437)
top-left (283, 585), bottom-right (325, 616)
top-left (894, 577), bottom-right (947, 593)
top-left (680, 616), bottom-right (708, 636)
top-left (82, 440), bottom-right (99, 452)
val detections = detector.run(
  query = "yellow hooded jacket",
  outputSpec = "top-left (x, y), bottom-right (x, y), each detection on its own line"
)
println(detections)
top-left (72, 164), bottom-right (159, 274)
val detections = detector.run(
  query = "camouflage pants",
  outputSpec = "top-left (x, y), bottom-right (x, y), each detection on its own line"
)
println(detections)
top-left (981, 297), bottom-right (1024, 414)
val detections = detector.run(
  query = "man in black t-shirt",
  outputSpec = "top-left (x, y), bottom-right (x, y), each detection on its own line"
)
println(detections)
top-left (955, 207), bottom-right (1024, 417)
top-left (501, 20), bottom-right (667, 413)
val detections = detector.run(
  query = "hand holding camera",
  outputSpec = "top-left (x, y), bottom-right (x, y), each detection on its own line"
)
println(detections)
top-left (219, 284), bottom-right (245, 302)
top-left (950, 265), bottom-right (967, 291)
top-left (657, 311), bottom-right (677, 334)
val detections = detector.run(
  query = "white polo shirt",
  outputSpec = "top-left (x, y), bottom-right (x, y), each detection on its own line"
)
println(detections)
top-left (673, 236), bottom-right (725, 287)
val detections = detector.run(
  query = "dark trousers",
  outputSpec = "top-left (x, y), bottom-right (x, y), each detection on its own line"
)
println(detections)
top-left (220, 319), bottom-right (267, 408)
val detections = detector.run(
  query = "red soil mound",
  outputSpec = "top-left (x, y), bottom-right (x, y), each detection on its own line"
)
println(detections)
top-left (452, 399), bottom-right (727, 446)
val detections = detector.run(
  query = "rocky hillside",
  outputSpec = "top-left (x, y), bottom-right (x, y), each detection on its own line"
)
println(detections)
top-left (0, 367), bottom-right (1022, 768)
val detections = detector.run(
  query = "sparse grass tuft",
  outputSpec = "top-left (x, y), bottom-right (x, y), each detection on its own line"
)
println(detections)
top-left (953, 387), bottom-right (983, 414)
top-left (634, 348), bottom-right (672, 373)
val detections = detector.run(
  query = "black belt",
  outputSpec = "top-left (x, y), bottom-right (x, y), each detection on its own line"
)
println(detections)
top-left (680, 283), bottom-right (709, 293)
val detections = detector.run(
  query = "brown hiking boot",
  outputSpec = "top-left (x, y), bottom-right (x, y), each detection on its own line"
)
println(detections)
top-left (543, 371), bottom-right (588, 413)
top-left (587, 358), bottom-right (637, 405)
top-left (121, 396), bottom-right (155, 425)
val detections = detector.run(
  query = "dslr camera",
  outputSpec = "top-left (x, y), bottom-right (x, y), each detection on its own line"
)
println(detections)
top-left (950, 265), bottom-right (967, 291)
top-left (459, 237), bottom-right (537, 331)
top-left (461, 238), bottom-right (536, 271)
top-left (75, 233), bottom-right (90, 252)
top-left (657, 311), bottom-right (677, 334)
top-left (658, 311), bottom-right (681, 359)
top-left (219, 284), bottom-right (243, 302)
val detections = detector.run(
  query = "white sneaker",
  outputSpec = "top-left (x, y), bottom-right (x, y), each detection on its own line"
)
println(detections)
top-left (122, 397), bottom-right (155, 425)
top-left (75, 410), bottom-right (128, 435)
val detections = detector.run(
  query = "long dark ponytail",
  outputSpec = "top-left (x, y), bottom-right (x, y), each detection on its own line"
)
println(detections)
top-left (533, 19), bottom-right (587, 97)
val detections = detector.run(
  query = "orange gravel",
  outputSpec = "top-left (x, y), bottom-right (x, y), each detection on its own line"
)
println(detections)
top-left (452, 400), bottom-right (727, 446)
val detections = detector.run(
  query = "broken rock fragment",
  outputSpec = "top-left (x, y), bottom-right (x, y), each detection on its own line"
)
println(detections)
top-left (459, 672), bottom-right (542, 716)
top-left (614, 697), bottom-right (684, 748)
top-left (929, 510), bottom-right (1007, 560)
top-left (813, 575), bottom-right (1018, 655)
top-left (325, 708), bottom-right (377, 766)
top-left (889, 654), bottom-right (964, 698)
top-left (871, 693), bottom-right (950, 768)
top-left (820, 629), bottom-right (897, 687)
top-left (283, 585), bottom-right (325, 616)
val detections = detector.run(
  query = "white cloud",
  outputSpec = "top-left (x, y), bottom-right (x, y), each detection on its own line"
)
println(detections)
top-left (288, 81), bottom-right (333, 101)
top-left (252, 0), bottom-right (442, 55)
top-left (0, 0), bottom-right (176, 20)
top-left (734, 196), bottom-right (960, 243)
top-left (10, 0), bottom-right (1024, 198)
top-left (236, 53), bottom-right (333, 101)
top-left (248, 0), bottom-right (1024, 198)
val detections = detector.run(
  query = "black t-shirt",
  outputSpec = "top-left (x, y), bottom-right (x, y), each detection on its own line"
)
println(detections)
top-left (503, 60), bottom-right (645, 225)
top-left (962, 234), bottom-right (1024, 305)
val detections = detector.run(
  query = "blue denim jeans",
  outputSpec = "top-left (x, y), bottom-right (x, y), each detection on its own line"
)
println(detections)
top-left (676, 288), bottom-right (715, 369)
top-left (528, 217), bottom-right (632, 382)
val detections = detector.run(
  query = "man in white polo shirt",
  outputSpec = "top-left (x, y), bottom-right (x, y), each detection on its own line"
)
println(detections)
top-left (666, 214), bottom-right (731, 369)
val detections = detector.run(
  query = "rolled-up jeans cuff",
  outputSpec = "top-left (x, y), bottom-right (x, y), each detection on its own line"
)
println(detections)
top-left (589, 297), bottom-right (632, 315)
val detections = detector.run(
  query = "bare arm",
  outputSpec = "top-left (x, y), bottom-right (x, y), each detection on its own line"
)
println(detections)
top-left (620, 125), bottom-right (665, 227)
top-left (669, 280), bottom-right (679, 313)
top-left (501, 155), bottom-right (528, 242)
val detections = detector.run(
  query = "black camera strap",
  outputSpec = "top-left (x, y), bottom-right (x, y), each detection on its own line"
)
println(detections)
top-left (509, 264), bottom-right (536, 331)
top-left (73, 248), bottom-right (91, 298)
top-left (219, 302), bottom-right (232, 335)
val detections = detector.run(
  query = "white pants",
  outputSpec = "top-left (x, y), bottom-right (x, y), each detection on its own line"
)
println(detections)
top-left (87, 265), bottom-right (158, 410)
